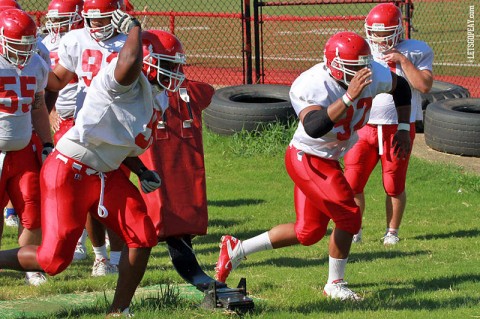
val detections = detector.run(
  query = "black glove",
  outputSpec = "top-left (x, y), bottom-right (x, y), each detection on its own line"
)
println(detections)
top-left (112, 9), bottom-right (141, 34)
top-left (138, 169), bottom-right (161, 193)
top-left (42, 142), bottom-right (54, 163)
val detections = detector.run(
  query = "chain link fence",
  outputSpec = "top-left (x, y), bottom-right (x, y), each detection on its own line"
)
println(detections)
top-left (254, 0), bottom-right (479, 97)
top-left (24, 0), bottom-right (479, 96)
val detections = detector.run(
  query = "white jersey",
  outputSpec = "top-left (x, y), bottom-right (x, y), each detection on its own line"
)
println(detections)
top-left (290, 61), bottom-right (392, 160)
top-left (57, 28), bottom-right (126, 117)
top-left (37, 39), bottom-right (51, 67)
top-left (42, 33), bottom-right (78, 119)
top-left (57, 58), bottom-right (155, 172)
top-left (368, 39), bottom-right (434, 124)
top-left (0, 54), bottom-right (49, 151)
top-left (154, 89), bottom-right (169, 114)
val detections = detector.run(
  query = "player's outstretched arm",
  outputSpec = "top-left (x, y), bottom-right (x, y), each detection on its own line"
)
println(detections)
top-left (112, 9), bottom-right (142, 86)
top-left (46, 65), bottom-right (75, 92)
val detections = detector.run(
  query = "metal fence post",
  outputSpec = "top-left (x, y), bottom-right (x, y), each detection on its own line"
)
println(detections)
top-left (253, 0), bottom-right (262, 83)
top-left (243, 0), bottom-right (253, 84)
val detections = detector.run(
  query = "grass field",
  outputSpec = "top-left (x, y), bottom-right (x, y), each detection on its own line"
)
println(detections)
top-left (0, 125), bottom-right (479, 318)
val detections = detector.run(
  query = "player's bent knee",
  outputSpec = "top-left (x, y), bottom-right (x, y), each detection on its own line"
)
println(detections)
top-left (334, 211), bottom-right (362, 235)
top-left (296, 227), bottom-right (327, 246)
top-left (384, 187), bottom-right (405, 197)
top-left (38, 253), bottom-right (72, 276)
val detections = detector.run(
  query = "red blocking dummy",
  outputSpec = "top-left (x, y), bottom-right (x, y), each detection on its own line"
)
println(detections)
top-left (140, 80), bottom-right (215, 240)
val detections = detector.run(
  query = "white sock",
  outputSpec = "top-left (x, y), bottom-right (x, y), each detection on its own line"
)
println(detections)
top-left (327, 256), bottom-right (348, 284)
top-left (240, 232), bottom-right (273, 258)
top-left (78, 229), bottom-right (88, 245)
top-left (93, 245), bottom-right (108, 260)
top-left (109, 251), bottom-right (121, 266)
top-left (386, 228), bottom-right (399, 235)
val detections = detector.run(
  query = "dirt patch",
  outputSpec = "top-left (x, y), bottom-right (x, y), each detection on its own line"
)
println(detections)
top-left (412, 133), bottom-right (480, 175)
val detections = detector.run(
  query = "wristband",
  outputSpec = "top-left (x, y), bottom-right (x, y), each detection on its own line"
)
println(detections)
top-left (397, 123), bottom-right (410, 131)
top-left (345, 92), bottom-right (354, 102)
top-left (341, 94), bottom-right (353, 107)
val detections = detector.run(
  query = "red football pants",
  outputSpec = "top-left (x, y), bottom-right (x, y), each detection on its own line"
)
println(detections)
top-left (344, 123), bottom-right (415, 196)
top-left (37, 151), bottom-right (157, 276)
top-left (285, 145), bottom-right (361, 246)
top-left (0, 140), bottom-right (41, 230)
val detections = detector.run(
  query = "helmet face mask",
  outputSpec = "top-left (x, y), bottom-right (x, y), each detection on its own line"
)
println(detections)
top-left (82, 0), bottom-right (120, 41)
top-left (324, 32), bottom-right (372, 85)
top-left (142, 31), bottom-right (187, 92)
top-left (46, 0), bottom-right (83, 38)
top-left (365, 3), bottom-right (404, 53)
top-left (0, 9), bottom-right (37, 68)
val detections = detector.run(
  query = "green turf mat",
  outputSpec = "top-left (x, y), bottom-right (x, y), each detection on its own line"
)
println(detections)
top-left (0, 284), bottom-right (203, 318)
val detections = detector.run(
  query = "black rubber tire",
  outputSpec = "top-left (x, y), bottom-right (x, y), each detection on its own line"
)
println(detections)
top-left (420, 81), bottom-right (471, 109)
top-left (416, 81), bottom-right (470, 133)
top-left (424, 98), bottom-right (480, 157)
top-left (203, 84), bottom-right (294, 135)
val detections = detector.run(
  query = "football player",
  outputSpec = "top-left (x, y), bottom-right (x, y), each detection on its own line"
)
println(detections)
top-left (215, 31), bottom-right (412, 301)
top-left (46, 0), bottom-right (127, 275)
top-left (0, 0), bottom-right (50, 232)
top-left (42, 0), bottom-right (89, 262)
top-left (0, 8), bottom-right (54, 285)
top-left (0, 9), bottom-right (164, 316)
top-left (344, 3), bottom-right (433, 245)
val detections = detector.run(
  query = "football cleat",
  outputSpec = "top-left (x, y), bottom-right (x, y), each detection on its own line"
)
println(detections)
top-left (91, 258), bottom-right (118, 277)
top-left (106, 307), bottom-right (133, 318)
top-left (323, 280), bottom-right (363, 301)
top-left (214, 235), bottom-right (245, 283)
top-left (382, 232), bottom-right (400, 246)
top-left (25, 272), bottom-right (47, 286)
top-left (4, 214), bottom-right (19, 228)
top-left (73, 241), bottom-right (87, 260)
top-left (352, 228), bottom-right (362, 244)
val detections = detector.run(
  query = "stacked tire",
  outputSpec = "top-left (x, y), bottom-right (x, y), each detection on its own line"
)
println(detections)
top-left (203, 84), bottom-right (295, 135)
top-left (424, 98), bottom-right (480, 157)
top-left (417, 81), bottom-right (470, 133)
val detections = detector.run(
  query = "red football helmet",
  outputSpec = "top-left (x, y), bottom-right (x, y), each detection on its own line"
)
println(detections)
top-left (365, 3), bottom-right (404, 53)
top-left (0, 8), bottom-right (37, 68)
top-left (82, 0), bottom-right (121, 41)
top-left (142, 30), bottom-right (186, 92)
top-left (0, 0), bottom-right (21, 9)
top-left (324, 32), bottom-right (372, 85)
top-left (46, 0), bottom-right (84, 37)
